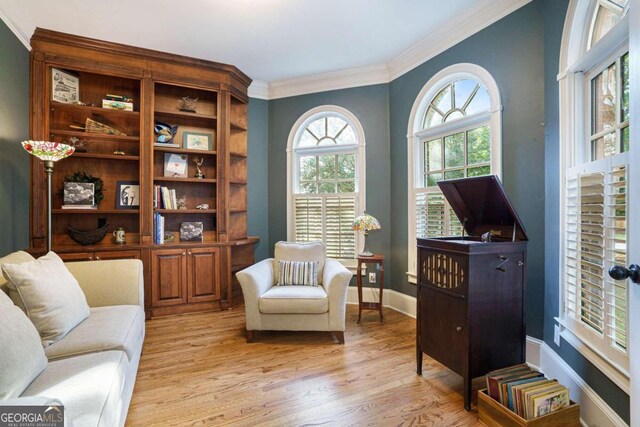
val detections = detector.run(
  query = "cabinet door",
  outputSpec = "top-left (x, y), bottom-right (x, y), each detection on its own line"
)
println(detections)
top-left (187, 247), bottom-right (220, 303)
top-left (94, 250), bottom-right (141, 261)
top-left (420, 286), bottom-right (467, 376)
top-left (58, 252), bottom-right (95, 262)
top-left (151, 249), bottom-right (188, 307)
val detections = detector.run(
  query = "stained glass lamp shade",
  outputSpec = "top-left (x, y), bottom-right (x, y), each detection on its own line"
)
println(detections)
top-left (352, 212), bottom-right (381, 257)
top-left (21, 141), bottom-right (75, 252)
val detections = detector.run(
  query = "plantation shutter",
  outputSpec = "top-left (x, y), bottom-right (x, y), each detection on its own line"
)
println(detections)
top-left (415, 189), bottom-right (462, 239)
top-left (563, 154), bottom-right (628, 369)
top-left (294, 194), bottom-right (356, 259)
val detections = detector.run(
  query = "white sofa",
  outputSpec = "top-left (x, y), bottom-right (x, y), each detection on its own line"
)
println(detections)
top-left (236, 241), bottom-right (353, 344)
top-left (0, 251), bottom-right (145, 427)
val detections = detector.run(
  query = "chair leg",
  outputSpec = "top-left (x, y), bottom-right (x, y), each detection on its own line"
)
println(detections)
top-left (333, 331), bottom-right (345, 344)
top-left (246, 329), bottom-right (255, 343)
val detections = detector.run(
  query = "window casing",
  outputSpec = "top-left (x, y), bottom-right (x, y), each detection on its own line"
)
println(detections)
top-left (287, 106), bottom-right (366, 265)
top-left (407, 64), bottom-right (502, 282)
top-left (559, 0), bottom-right (630, 385)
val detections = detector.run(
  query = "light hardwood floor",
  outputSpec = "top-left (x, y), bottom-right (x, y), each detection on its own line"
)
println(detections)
top-left (127, 305), bottom-right (483, 426)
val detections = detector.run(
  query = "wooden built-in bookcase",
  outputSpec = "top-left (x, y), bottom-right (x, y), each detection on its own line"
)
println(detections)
top-left (28, 28), bottom-right (257, 317)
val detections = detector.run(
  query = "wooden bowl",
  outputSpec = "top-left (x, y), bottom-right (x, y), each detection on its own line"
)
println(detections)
top-left (67, 223), bottom-right (109, 245)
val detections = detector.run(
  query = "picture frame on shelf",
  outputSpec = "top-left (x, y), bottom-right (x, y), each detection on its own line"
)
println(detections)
top-left (116, 181), bottom-right (140, 209)
top-left (180, 222), bottom-right (204, 242)
top-left (51, 68), bottom-right (80, 104)
top-left (164, 153), bottom-right (188, 178)
top-left (183, 131), bottom-right (212, 151)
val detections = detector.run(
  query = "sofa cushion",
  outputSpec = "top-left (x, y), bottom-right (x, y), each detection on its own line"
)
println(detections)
top-left (45, 305), bottom-right (144, 362)
top-left (274, 241), bottom-right (326, 285)
top-left (0, 291), bottom-right (48, 400)
top-left (259, 285), bottom-right (328, 314)
top-left (0, 251), bottom-right (35, 296)
top-left (21, 351), bottom-right (128, 427)
top-left (277, 260), bottom-right (319, 286)
top-left (2, 252), bottom-right (90, 347)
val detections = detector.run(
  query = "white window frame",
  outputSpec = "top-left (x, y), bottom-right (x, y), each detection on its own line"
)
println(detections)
top-left (406, 63), bottom-right (503, 283)
top-left (287, 105), bottom-right (366, 270)
top-left (557, 0), bottom-right (630, 393)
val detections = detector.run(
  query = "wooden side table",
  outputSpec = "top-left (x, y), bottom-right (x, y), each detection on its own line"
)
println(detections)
top-left (356, 254), bottom-right (384, 323)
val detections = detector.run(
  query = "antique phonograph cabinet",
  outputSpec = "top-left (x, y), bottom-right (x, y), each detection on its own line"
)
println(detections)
top-left (416, 175), bottom-right (528, 410)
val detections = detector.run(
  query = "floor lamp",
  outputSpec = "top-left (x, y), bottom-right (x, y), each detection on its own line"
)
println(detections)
top-left (21, 141), bottom-right (75, 252)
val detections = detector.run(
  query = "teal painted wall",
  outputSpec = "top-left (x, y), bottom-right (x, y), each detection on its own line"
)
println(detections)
top-left (389, 2), bottom-right (546, 338)
top-left (247, 98), bottom-right (270, 261)
top-left (542, 0), bottom-right (629, 422)
top-left (267, 85), bottom-right (390, 269)
top-left (0, 19), bottom-right (30, 257)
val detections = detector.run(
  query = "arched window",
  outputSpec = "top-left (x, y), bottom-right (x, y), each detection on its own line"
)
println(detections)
top-left (559, 0), bottom-right (630, 382)
top-left (406, 64), bottom-right (502, 283)
top-left (287, 106), bottom-right (366, 262)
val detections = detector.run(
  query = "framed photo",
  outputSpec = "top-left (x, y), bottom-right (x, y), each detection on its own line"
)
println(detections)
top-left (116, 181), bottom-right (140, 209)
top-left (51, 68), bottom-right (80, 104)
top-left (180, 222), bottom-right (204, 242)
top-left (63, 182), bottom-right (94, 206)
top-left (164, 153), bottom-right (188, 178)
top-left (183, 131), bottom-right (212, 151)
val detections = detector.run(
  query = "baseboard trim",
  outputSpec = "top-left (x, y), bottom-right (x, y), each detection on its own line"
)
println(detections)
top-left (538, 341), bottom-right (628, 427)
top-left (349, 288), bottom-right (625, 426)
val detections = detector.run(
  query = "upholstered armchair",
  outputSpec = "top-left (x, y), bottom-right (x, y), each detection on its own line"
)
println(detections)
top-left (236, 241), bottom-right (353, 344)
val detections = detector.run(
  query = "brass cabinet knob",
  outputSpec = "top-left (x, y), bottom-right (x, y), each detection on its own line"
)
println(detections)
top-left (95, 256), bottom-right (100, 260)
top-left (456, 326), bottom-right (463, 332)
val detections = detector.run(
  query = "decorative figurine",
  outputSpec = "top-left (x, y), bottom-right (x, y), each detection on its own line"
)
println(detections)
top-left (193, 156), bottom-right (204, 179)
top-left (178, 96), bottom-right (198, 113)
top-left (66, 136), bottom-right (87, 153)
top-left (113, 150), bottom-right (125, 156)
top-left (196, 203), bottom-right (209, 210)
top-left (177, 195), bottom-right (187, 210)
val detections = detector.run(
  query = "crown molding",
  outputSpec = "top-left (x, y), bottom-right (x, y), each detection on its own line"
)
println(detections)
top-left (0, 0), bottom-right (532, 101)
top-left (387, 0), bottom-right (533, 80)
top-left (0, 0), bottom-right (35, 50)
top-left (248, 80), bottom-right (269, 100)
top-left (266, 64), bottom-right (390, 100)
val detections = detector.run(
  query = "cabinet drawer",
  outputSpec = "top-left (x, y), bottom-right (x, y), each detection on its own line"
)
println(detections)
top-left (419, 285), bottom-right (467, 376)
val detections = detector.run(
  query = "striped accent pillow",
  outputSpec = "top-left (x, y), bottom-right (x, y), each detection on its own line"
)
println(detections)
top-left (277, 260), bottom-right (319, 286)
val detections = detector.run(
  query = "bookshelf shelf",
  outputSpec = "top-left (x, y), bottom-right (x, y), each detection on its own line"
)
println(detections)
top-left (52, 209), bottom-right (139, 214)
top-left (155, 109), bottom-right (217, 121)
top-left (154, 177), bottom-right (216, 184)
top-left (69, 153), bottom-right (140, 161)
top-left (231, 122), bottom-right (247, 131)
top-left (229, 151), bottom-right (247, 158)
top-left (50, 129), bottom-right (140, 142)
top-left (154, 146), bottom-right (217, 156)
top-left (50, 101), bottom-right (140, 118)
top-left (155, 209), bottom-right (216, 214)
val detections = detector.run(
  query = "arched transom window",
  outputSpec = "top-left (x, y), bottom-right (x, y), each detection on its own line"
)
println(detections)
top-left (287, 107), bottom-right (366, 262)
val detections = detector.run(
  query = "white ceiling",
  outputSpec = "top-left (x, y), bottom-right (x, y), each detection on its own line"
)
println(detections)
top-left (0, 0), bottom-right (530, 98)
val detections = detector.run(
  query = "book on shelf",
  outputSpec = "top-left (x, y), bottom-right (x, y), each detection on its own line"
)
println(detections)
top-left (485, 365), bottom-right (570, 420)
top-left (154, 185), bottom-right (178, 210)
top-left (61, 204), bottom-right (97, 209)
top-left (154, 212), bottom-right (165, 244)
top-left (154, 142), bottom-right (180, 148)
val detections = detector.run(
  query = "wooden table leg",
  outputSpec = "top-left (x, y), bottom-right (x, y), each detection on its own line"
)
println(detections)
top-left (379, 263), bottom-right (384, 323)
top-left (357, 259), bottom-right (363, 324)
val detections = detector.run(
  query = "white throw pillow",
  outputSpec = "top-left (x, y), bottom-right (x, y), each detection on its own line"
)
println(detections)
top-left (2, 252), bottom-right (90, 347)
top-left (274, 241), bottom-right (326, 285)
top-left (0, 291), bottom-right (48, 399)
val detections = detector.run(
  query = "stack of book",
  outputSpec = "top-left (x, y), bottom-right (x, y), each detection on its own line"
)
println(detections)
top-left (486, 364), bottom-right (570, 420)
top-left (154, 212), bottom-right (165, 244)
top-left (154, 185), bottom-right (177, 209)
